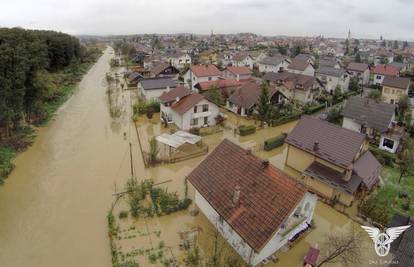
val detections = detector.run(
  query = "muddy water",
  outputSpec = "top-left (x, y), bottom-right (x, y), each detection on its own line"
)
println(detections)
top-left (0, 48), bottom-right (138, 267)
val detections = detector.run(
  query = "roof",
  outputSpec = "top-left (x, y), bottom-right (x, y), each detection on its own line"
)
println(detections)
top-left (372, 64), bottom-right (399, 76)
top-left (389, 213), bottom-right (411, 253)
top-left (353, 151), bottom-right (382, 190)
top-left (226, 66), bottom-right (252, 76)
top-left (171, 93), bottom-right (205, 115)
top-left (228, 82), bottom-right (275, 109)
top-left (158, 86), bottom-right (191, 103)
top-left (232, 52), bottom-right (251, 62)
top-left (285, 116), bottom-right (366, 168)
top-left (304, 161), bottom-right (362, 195)
top-left (382, 76), bottom-right (410, 90)
top-left (191, 64), bottom-right (222, 77)
top-left (319, 58), bottom-right (339, 68)
top-left (139, 77), bottom-right (177, 90)
top-left (150, 62), bottom-right (178, 76)
top-left (347, 62), bottom-right (369, 72)
top-left (156, 131), bottom-right (201, 148)
top-left (318, 66), bottom-right (346, 77)
top-left (391, 223), bottom-right (414, 267)
top-left (342, 96), bottom-right (395, 133)
top-left (259, 55), bottom-right (289, 66)
top-left (287, 58), bottom-right (311, 71)
top-left (187, 139), bottom-right (307, 252)
top-left (195, 79), bottom-right (246, 91)
top-left (263, 71), bottom-right (318, 91)
top-left (304, 247), bottom-right (320, 266)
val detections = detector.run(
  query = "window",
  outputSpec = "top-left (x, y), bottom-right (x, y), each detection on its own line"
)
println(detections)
top-left (218, 216), bottom-right (223, 225)
top-left (208, 77), bottom-right (212, 81)
top-left (204, 116), bottom-right (208, 125)
top-left (193, 105), bottom-right (198, 113)
top-left (383, 138), bottom-right (394, 150)
top-left (304, 202), bottom-right (310, 212)
top-left (202, 104), bottom-right (208, 112)
top-left (191, 118), bottom-right (198, 126)
top-left (376, 75), bottom-right (381, 79)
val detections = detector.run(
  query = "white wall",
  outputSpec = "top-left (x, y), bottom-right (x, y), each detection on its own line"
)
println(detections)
top-left (342, 117), bottom-right (362, 132)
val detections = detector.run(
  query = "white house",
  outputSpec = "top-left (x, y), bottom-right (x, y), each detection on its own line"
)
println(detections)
top-left (158, 86), bottom-right (219, 130)
top-left (258, 55), bottom-right (291, 73)
top-left (371, 64), bottom-right (399, 86)
top-left (183, 64), bottom-right (222, 91)
top-left (231, 52), bottom-right (255, 69)
top-left (317, 66), bottom-right (350, 93)
top-left (187, 139), bottom-right (317, 266)
top-left (223, 66), bottom-right (252, 81)
top-left (138, 77), bottom-right (177, 101)
top-left (347, 62), bottom-right (370, 85)
top-left (287, 58), bottom-right (315, 77)
top-left (167, 52), bottom-right (192, 69)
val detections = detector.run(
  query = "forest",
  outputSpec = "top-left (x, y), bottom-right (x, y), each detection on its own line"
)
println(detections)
top-left (0, 27), bottom-right (101, 183)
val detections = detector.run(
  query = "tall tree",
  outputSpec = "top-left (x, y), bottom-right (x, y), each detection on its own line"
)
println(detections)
top-left (398, 139), bottom-right (414, 183)
top-left (393, 40), bottom-right (399, 50)
top-left (256, 83), bottom-right (271, 125)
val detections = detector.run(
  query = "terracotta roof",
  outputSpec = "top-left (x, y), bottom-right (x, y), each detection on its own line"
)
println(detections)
top-left (372, 64), bottom-right (399, 76)
top-left (171, 93), bottom-right (205, 115)
top-left (191, 65), bottom-right (222, 77)
top-left (187, 139), bottom-right (307, 252)
top-left (226, 66), bottom-right (252, 75)
top-left (287, 58), bottom-right (311, 71)
top-left (195, 79), bottom-right (246, 91)
top-left (158, 86), bottom-right (191, 103)
top-left (342, 96), bottom-right (396, 133)
top-left (285, 116), bottom-right (366, 168)
top-left (347, 62), bottom-right (369, 72)
top-left (353, 151), bottom-right (382, 190)
top-left (382, 76), bottom-right (410, 90)
top-left (228, 82), bottom-right (276, 109)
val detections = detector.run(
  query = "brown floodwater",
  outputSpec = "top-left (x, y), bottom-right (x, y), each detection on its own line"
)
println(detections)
top-left (0, 47), bottom-right (389, 267)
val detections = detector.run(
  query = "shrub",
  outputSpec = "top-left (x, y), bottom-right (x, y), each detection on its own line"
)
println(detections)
top-left (303, 103), bottom-right (325, 114)
top-left (189, 127), bottom-right (200, 135)
top-left (369, 146), bottom-right (395, 166)
top-left (264, 133), bottom-right (287, 151)
top-left (239, 125), bottom-right (256, 136)
top-left (119, 210), bottom-right (128, 219)
top-left (270, 111), bottom-right (302, 127)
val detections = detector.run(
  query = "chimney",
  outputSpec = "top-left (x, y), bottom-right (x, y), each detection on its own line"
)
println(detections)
top-left (246, 148), bottom-right (252, 155)
top-left (313, 141), bottom-right (319, 151)
top-left (232, 185), bottom-right (241, 206)
top-left (261, 159), bottom-right (269, 169)
top-left (166, 86), bottom-right (170, 92)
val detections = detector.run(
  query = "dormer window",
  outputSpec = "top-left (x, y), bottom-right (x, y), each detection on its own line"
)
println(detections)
top-left (194, 105), bottom-right (198, 113)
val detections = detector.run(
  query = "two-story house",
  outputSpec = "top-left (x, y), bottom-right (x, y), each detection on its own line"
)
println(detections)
top-left (285, 116), bottom-right (381, 207)
top-left (287, 58), bottom-right (315, 77)
top-left (184, 64), bottom-right (222, 91)
top-left (347, 62), bottom-right (370, 85)
top-left (382, 76), bottom-right (410, 105)
top-left (341, 96), bottom-right (404, 153)
top-left (158, 86), bottom-right (219, 130)
top-left (223, 66), bottom-right (252, 81)
top-left (167, 52), bottom-right (191, 69)
top-left (263, 72), bottom-right (323, 105)
top-left (316, 66), bottom-right (350, 93)
top-left (150, 62), bottom-right (179, 79)
top-left (371, 64), bottom-right (399, 86)
top-left (258, 55), bottom-right (291, 73)
top-left (188, 139), bottom-right (317, 266)
top-left (231, 52), bottom-right (255, 69)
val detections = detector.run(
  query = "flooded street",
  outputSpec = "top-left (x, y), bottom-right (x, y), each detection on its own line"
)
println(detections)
top-left (0, 48), bottom-right (135, 267)
top-left (0, 47), bottom-right (387, 267)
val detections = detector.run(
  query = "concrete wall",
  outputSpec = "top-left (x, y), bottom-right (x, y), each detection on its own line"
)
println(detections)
top-left (382, 85), bottom-right (409, 104)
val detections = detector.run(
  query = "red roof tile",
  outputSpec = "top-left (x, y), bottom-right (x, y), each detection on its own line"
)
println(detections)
top-left (191, 64), bottom-right (222, 77)
top-left (287, 58), bottom-right (311, 71)
top-left (171, 93), bottom-right (205, 115)
top-left (158, 86), bottom-right (191, 103)
top-left (196, 79), bottom-right (246, 91)
top-left (372, 64), bottom-right (399, 76)
top-left (187, 139), bottom-right (307, 252)
top-left (347, 62), bottom-right (369, 72)
top-left (227, 66), bottom-right (252, 75)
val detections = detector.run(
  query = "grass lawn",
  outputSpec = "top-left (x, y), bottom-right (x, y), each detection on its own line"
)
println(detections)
top-left (360, 165), bottom-right (414, 225)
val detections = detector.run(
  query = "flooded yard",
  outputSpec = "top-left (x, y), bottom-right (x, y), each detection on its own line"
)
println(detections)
top-left (0, 47), bottom-right (388, 267)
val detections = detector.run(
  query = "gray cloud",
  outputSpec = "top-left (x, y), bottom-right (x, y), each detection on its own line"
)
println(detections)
top-left (0, 0), bottom-right (413, 40)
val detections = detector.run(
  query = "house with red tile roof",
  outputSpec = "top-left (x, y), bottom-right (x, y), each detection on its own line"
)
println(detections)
top-left (371, 64), bottom-right (400, 86)
top-left (158, 86), bottom-right (219, 130)
top-left (223, 66), bottom-right (252, 81)
top-left (285, 116), bottom-right (381, 207)
top-left (183, 64), bottom-right (222, 91)
top-left (187, 139), bottom-right (317, 266)
top-left (347, 62), bottom-right (370, 85)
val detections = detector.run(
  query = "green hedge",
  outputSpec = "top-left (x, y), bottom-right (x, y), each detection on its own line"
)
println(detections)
top-left (270, 112), bottom-right (302, 127)
top-left (239, 125), bottom-right (256, 136)
top-left (264, 133), bottom-right (287, 151)
top-left (304, 103), bottom-right (325, 114)
top-left (344, 90), bottom-right (359, 98)
top-left (369, 146), bottom-right (396, 166)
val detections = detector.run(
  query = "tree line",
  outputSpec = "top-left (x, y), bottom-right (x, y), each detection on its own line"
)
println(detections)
top-left (0, 27), bottom-right (97, 137)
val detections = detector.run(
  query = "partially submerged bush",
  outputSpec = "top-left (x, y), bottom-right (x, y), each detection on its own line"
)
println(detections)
top-left (239, 125), bottom-right (256, 136)
top-left (264, 133), bottom-right (287, 151)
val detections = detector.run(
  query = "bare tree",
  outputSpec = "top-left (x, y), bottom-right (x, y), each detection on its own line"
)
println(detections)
top-left (317, 228), bottom-right (362, 267)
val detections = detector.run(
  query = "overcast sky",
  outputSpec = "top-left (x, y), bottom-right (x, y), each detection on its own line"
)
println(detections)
top-left (1, 0), bottom-right (413, 40)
